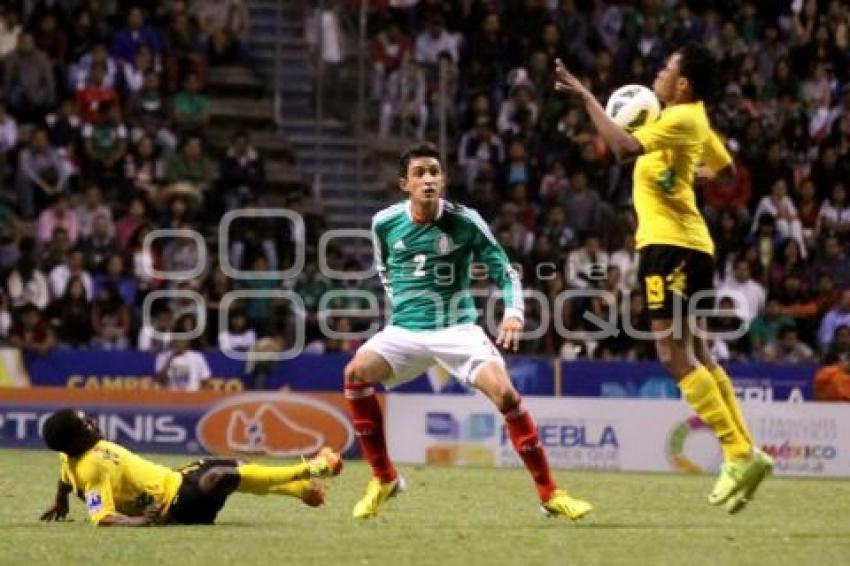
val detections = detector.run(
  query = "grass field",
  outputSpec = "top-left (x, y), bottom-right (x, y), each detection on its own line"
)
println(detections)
top-left (2, 449), bottom-right (849, 566)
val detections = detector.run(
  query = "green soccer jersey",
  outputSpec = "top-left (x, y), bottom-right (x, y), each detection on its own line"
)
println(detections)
top-left (372, 199), bottom-right (523, 330)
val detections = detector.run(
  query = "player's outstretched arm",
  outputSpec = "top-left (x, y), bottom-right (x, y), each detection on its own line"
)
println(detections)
top-left (39, 481), bottom-right (72, 522)
top-left (554, 58), bottom-right (643, 162)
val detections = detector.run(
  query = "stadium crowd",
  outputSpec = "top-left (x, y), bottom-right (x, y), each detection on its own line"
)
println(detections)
top-left (1, 1), bottom-right (850, 382)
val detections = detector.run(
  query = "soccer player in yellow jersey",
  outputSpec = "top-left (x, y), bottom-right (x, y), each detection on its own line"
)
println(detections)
top-left (39, 409), bottom-right (342, 526)
top-left (554, 43), bottom-right (772, 513)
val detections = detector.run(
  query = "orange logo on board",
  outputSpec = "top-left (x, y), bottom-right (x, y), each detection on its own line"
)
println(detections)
top-left (197, 393), bottom-right (354, 457)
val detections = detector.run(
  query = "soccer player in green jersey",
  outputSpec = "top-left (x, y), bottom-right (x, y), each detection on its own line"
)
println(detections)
top-left (342, 143), bottom-right (592, 521)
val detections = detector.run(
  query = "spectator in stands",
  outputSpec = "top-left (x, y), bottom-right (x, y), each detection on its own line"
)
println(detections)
top-left (414, 15), bottom-right (458, 65)
top-left (72, 41), bottom-right (118, 92)
top-left (94, 253), bottom-right (137, 308)
top-left (38, 226), bottom-right (71, 273)
top-left (502, 141), bottom-right (536, 197)
top-left (701, 141), bottom-right (751, 225)
top-left (457, 115), bottom-right (504, 193)
top-left (125, 135), bottom-right (167, 204)
top-left (167, 134), bottom-right (214, 195)
top-left (48, 248), bottom-right (93, 301)
top-left (0, 100), bottom-right (18, 187)
top-left (76, 63), bottom-right (120, 125)
top-left (137, 304), bottom-right (173, 353)
top-left (9, 302), bottom-right (55, 355)
top-left (566, 232), bottom-right (608, 290)
top-left (110, 7), bottom-right (163, 64)
top-left (36, 194), bottom-right (78, 246)
top-left (82, 102), bottom-right (128, 186)
top-left (16, 129), bottom-right (69, 219)
top-left (762, 324), bottom-right (816, 364)
top-left (239, 255), bottom-right (279, 335)
top-left (127, 71), bottom-right (175, 150)
top-left (80, 213), bottom-right (121, 274)
top-left (47, 276), bottom-right (92, 348)
top-left (767, 238), bottom-right (809, 290)
top-left (34, 13), bottom-right (67, 72)
top-left (76, 185), bottom-right (113, 239)
top-left (218, 130), bottom-right (266, 211)
top-left (562, 170), bottom-right (612, 235)
top-left (219, 308), bottom-right (257, 355)
top-left (90, 281), bottom-right (131, 350)
top-left (379, 53), bottom-right (429, 140)
top-left (796, 178), bottom-right (820, 248)
top-left (812, 234), bottom-right (850, 288)
top-left (819, 289), bottom-right (850, 353)
top-left (172, 73), bottom-right (210, 134)
top-left (497, 79), bottom-right (538, 136)
top-left (751, 178), bottom-right (806, 257)
top-left (7, 242), bottom-right (49, 311)
top-left (3, 33), bottom-right (55, 123)
top-left (539, 204), bottom-right (576, 255)
top-left (120, 45), bottom-right (161, 96)
top-left (202, 264), bottom-right (233, 342)
top-left (611, 233), bottom-right (638, 292)
top-left (491, 202), bottom-right (534, 255)
top-left (749, 296), bottom-right (795, 355)
top-left (154, 330), bottom-right (211, 391)
top-left (164, 10), bottom-right (206, 91)
top-left (719, 256), bottom-right (766, 329)
top-left (193, 0), bottom-right (249, 52)
top-left (116, 197), bottom-right (149, 249)
top-left (816, 182), bottom-right (850, 238)
top-left (44, 99), bottom-right (83, 166)
top-left (0, 9), bottom-right (22, 60)
top-left (371, 21), bottom-right (411, 101)
top-left (813, 347), bottom-right (850, 401)
top-left (539, 160), bottom-right (569, 205)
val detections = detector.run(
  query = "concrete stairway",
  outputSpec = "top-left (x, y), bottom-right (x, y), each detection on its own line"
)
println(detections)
top-left (245, 0), bottom-right (389, 229)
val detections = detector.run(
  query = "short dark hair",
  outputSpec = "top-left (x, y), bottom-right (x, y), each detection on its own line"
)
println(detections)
top-left (399, 142), bottom-right (441, 178)
top-left (677, 43), bottom-right (716, 102)
top-left (42, 409), bottom-right (100, 456)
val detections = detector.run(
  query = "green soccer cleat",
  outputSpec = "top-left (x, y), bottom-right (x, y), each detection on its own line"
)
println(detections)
top-left (708, 448), bottom-right (773, 506)
top-left (540, 489), bottom-right (593, 521)
top-left (352, 476), bottom-right (406, 519)
top-left (724, 449), bottom-right (774, 514)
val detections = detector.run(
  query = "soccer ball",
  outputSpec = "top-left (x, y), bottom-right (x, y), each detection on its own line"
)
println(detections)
top-left (605, 84), bottom-right (661, 132)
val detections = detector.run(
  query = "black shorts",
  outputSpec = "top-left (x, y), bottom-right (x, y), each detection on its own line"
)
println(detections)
top-left (169, 459), bottom-right (240, 525)
top-left (638, 244), bottom-right (715, 320)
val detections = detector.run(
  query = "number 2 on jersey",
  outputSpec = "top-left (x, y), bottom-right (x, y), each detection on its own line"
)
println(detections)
top-left (413, 254), bottom-right (427, 277)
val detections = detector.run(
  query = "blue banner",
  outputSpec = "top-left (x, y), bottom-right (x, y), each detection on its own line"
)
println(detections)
top-left (561, 361), bottom-right (815, 401)
top-left (21, 350), bottom-right (555, 395)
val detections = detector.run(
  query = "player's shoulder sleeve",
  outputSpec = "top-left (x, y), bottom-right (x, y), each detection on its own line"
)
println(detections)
top-left (702, 128), bottom-right (733, 172)
top-left (77, 454), bottom-right (117, 524)
top-left (633, 103), bottom-right (698, 154)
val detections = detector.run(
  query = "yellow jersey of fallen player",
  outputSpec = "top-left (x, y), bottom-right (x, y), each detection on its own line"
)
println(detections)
top-left (632, 101), bottom-right (732, 256)
top-left (59, 440), bottom-right (183, 524)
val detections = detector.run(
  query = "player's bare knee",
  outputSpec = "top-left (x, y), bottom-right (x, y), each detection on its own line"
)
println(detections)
top-left (344, 360), bottom-right (367, 384)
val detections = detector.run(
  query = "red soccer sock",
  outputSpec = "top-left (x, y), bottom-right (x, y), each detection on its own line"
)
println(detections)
top-left (344, 383), bottom-right (397, 483)
top-left (503, 401), bottom-right (557, 502)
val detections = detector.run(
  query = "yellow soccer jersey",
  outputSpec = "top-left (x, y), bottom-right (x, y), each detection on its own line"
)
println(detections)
top-left (59, 440), bottom-right (182, 524)
top-left (632, 101), bottom-right (732, 255)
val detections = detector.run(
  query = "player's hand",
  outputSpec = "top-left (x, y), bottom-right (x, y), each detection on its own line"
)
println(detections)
top-left (142, 503), bottom-right (164, 525)
top-left (40, 499), bottom-right (69, 522)
top-left (554, 59), bottom-right (588, 98)
top-left (496, 316), bottom-right (523, 352)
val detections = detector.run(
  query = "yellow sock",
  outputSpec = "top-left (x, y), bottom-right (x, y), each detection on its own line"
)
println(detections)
top-left (236, 463), bottom-right (310, 494)
top-left (270, 479), bottom-right (312, 500)
top-left (679, 366), bottom-right (751, 461)
top-left (709, 365), bottom-right (754, 446)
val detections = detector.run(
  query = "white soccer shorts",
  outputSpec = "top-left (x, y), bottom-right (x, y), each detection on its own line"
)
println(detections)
top-left (358, 324), bottom-right (505, 387)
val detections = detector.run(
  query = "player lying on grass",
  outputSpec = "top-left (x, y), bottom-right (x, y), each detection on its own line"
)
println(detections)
top-left (553, 43), bottom-right (772, 513)
top-left (39, 408), bottom-right (342, 526)
top-left (343, 142), bottom-right (592, 521)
